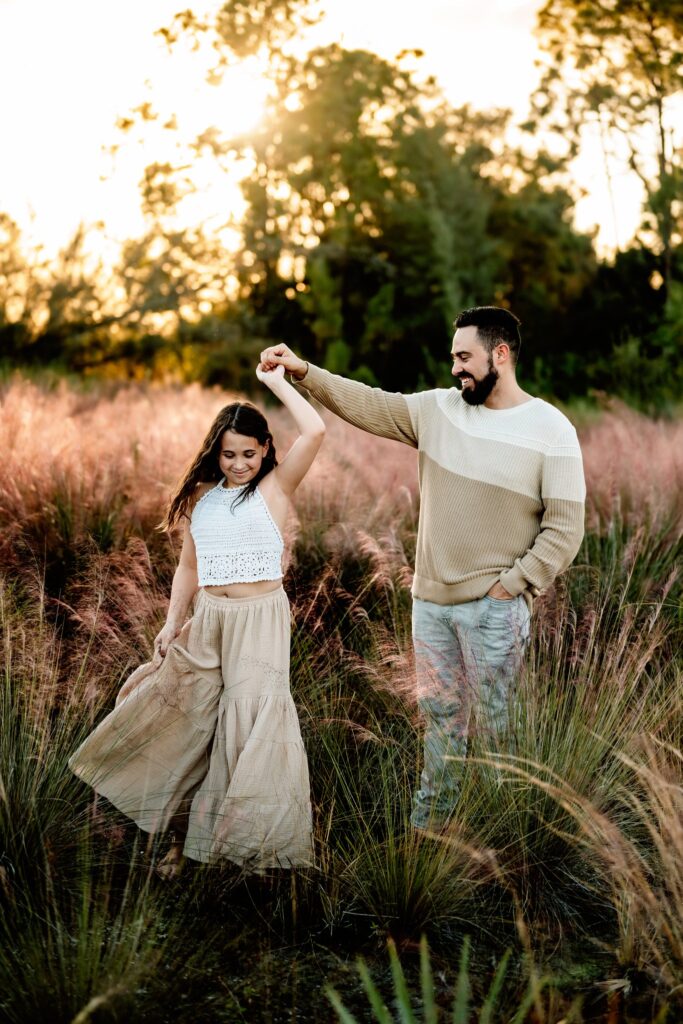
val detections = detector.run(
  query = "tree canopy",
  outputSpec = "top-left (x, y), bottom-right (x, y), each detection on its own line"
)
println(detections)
top-left (1, 0), bottom-right (680, 411)
top-left (532, 0), bottom-right (683, 292)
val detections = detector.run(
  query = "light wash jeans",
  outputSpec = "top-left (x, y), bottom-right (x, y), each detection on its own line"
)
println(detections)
top-left (410, 594), bottom-right (531, 830)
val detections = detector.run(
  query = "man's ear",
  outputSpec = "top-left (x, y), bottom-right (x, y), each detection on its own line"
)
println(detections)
top-left (495, 343), bottom-right (511, 364)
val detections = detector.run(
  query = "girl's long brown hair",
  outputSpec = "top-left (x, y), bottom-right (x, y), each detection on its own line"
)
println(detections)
top-left (160, 402), bottom-right (277, 530)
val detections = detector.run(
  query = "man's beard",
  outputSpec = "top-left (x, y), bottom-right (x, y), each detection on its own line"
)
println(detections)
top-left (458, 357), bottom-right (499, 405)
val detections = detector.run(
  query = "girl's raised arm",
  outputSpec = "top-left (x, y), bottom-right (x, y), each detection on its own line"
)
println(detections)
top-left (256, 363), bottom-right (325, 497)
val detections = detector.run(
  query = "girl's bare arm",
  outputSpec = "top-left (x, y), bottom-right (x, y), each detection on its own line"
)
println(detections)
top-left (256, 364), bottom-right (325, 497)
top-left (156, 510), bottom-right (202, 655)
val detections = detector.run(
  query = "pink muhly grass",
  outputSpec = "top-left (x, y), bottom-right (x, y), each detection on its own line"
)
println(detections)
top-left (1, 375), bottom-right (680, 711)
top-left (581, 402), bottom-right (683, 534)
top-left (2, 378), bottom-right (680, 547)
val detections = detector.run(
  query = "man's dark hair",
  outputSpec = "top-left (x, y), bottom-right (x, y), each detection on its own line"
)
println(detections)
top-left (453, 306), bottom-right (522, 364)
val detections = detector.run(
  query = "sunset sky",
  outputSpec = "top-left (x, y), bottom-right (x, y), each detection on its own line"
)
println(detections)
top-left (0, 0), bottom-right (647, 259)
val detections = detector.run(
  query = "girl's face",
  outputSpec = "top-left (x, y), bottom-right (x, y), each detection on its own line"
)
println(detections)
top-left (218, 429), bottom-right (268, 488)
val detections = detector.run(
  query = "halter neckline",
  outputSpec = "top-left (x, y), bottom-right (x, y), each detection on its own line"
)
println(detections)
top-left (219, 476), bottom-right (248, 491)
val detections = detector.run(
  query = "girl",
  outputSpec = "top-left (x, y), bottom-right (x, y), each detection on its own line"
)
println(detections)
top-left (69, 364), bottom-right (325, 877)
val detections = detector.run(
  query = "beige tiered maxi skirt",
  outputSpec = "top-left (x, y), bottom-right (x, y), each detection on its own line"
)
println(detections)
top-left (68, 587), bottom-right (313, 869)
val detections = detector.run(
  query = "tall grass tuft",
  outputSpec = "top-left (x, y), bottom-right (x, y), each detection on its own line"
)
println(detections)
top-left (0, 578), bottom-right (166, 1022)
top-left (0, 849), bottom-right (165, 1024)
top-left (469, 736), bottom-right (683, 1007)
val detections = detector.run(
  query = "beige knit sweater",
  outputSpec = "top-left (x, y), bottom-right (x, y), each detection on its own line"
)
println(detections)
top-left (297, 364), bottom-right (586, 605)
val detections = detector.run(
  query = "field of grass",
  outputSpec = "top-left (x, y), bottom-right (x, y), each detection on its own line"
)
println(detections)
top-left (1, 375), bottom-right (682, 1022)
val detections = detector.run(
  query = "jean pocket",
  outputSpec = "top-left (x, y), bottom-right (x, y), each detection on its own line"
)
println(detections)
top-left (483, 594), bottom-right (530, 641)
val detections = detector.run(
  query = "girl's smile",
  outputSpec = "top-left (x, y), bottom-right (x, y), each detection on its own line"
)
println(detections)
top-left (218, 429), bottom-right (269, 487)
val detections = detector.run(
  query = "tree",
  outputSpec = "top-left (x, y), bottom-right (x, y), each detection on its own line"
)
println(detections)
top-left (532, 0), bottom-right (683, 293)
top-left (0, 218), bottom-right (114, 367)
top-left (0, 188), bottom-right (232, 377)
top-left (230, 45), bottom-right (530, 387)
top-left (157, 0), bottom-right (322, 65)
top-left (2, 0), bottom-right (610, 400)
top-left (487, 180), bottom-right (598, 397)
top-left (107, 1), bottom-right (598, 393)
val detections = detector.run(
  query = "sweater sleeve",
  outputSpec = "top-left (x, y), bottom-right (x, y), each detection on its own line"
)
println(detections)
top-left (295, 363), bottom-right (419, 447)
top-left (499, 424), bottom-right (586, 596)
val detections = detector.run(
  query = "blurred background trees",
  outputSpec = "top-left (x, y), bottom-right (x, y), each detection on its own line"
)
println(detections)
top-left (1, 0), bottom-right (681, 410)
top-left (532, 0), bottom-right (682, 294)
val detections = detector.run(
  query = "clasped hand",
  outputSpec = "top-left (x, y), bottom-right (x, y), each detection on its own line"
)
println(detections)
top-left (255, 362), bottom-right (285, 383)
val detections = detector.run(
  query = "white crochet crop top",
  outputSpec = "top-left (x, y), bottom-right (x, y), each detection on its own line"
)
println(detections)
top-left (190, 478), bottom-right (284, 586)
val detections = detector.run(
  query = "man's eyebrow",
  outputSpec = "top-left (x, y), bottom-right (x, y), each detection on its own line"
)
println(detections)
top-left (451, 349), bottom-right (471, 358)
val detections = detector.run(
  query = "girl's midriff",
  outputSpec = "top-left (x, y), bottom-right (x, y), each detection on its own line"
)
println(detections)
top-left (203, 578), bottom-right (283, 598)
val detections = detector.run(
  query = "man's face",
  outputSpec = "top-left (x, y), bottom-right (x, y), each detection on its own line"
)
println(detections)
top-left (451, 326), bottom-right (499, 406)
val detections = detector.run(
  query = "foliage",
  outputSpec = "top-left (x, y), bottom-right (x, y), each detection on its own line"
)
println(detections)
top-left (0, 207), bottom-right (231, 379)
top-left (2, 1), bottom-right (682, 405)
top-left (157, 0), bottom-right (323, 64)
top-left (531, 0), bottom-right (683, 289)
top-left (224, 42), bottom-right (597, 391)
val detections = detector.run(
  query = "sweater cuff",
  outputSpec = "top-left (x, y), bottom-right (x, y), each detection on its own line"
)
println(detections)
top-left (498, 563), bottom-right (528, 598)
top-left (291, 362), bottom-right (316, 387)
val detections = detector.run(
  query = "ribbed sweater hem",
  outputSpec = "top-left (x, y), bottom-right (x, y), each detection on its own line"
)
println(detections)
top-left (412, 572), bottom-right (536, 613)
top-left (412, 573), bottom-right (502, 605)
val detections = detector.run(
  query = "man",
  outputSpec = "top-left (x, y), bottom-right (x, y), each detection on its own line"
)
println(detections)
top-left (260, 306), bottom-right (585, 831)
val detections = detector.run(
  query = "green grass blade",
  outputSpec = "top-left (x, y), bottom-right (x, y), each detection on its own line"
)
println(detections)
top-left (452, 937), bottom-right (471, 1024)
top-left (479, 949), bottom-right (511, 1024)
top-left (326, 985), bottom-right (361, 1024)
top-left (508, 976), bottom-right (550, 1024)
top-left (358, 959), bottom-right (394, 1024)
top-left (388, 938), bottom-right (417, 1024)
top-left (420, 935), bottom-right (438, 1024)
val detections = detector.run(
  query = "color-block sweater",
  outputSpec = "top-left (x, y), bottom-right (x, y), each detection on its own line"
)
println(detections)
top-left (297, 364), bottom-right (586, 606)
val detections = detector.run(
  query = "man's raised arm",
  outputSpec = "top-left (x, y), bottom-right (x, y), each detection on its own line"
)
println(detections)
top-left (260, 344), bottom-right (418, 448)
